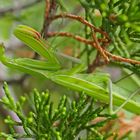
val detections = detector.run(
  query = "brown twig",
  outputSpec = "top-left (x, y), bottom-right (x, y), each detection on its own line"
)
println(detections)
top-left (42, 8), bottom-right (140, 66)
top-left (88, 52), bottom-right (103, 73)
top-left (41, 0), bottom-right (57, 38)
top-left (50, 13), bottom-right (110, 40)
top-left (105, 51), bottom-right (140, 65)
top-left (92, 33), bottom-right (109, 63)
top-left (46, 31), bottom-right (93, 44)
top-left (48, 13), bottom-right (112, 65)
top-left (46, 31), bottom-right (140, 65)
top-left (44, 0), bottom-right (51, 19)
top-left (46, 32), bottom-right (109, 45)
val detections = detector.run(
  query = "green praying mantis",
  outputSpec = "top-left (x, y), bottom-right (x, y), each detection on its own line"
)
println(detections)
top-left (0, 25), bottom-right (140, 114)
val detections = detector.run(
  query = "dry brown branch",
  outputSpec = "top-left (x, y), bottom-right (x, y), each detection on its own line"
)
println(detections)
top-left (47, 31), bottom-right (108, 44)
top-left (92, 33), bottom-right (109, 63)
top-left (46, 32), bottom-right (93, 44)
top-left (51, 13), bottom-right (110, 40)
top-left (45, 0), bottom-right (51, 19)
top-left (105, 51), bottom-right (140, 65)
top-left (43, 11), bottom-right (140, 65)
top-left (47, 31), bottom-right (140, 65)
top-left (41, 0), bottom-right (57, 38)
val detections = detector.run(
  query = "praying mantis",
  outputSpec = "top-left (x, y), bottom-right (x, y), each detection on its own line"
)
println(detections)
top-left (0, 25), bottom-right (140, 114)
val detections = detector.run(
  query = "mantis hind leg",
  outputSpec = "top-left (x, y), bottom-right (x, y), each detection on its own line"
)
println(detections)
top-left (108, 79), bottom-right (113, 114)
top-left (108, 79), bottom-right (140, 114)
top-left (113, 88), bottom-right (140, 114)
